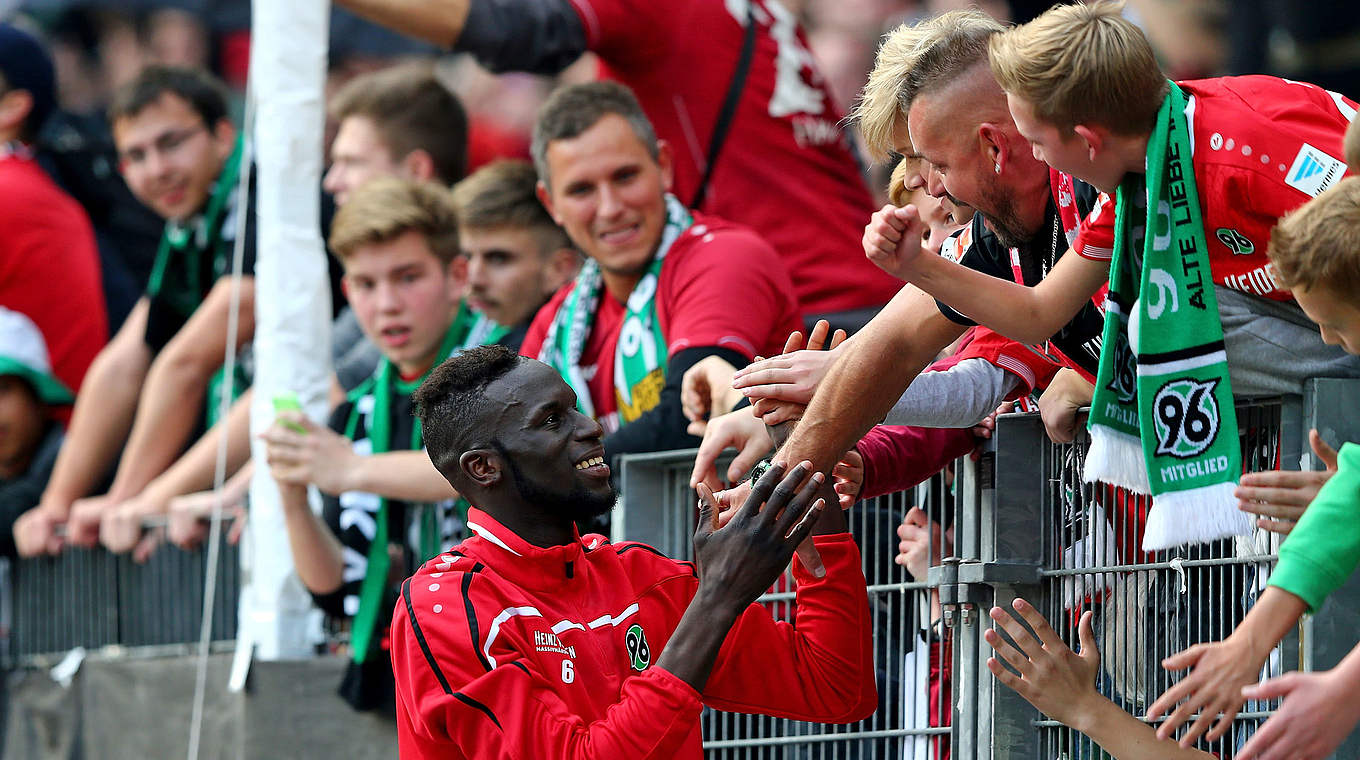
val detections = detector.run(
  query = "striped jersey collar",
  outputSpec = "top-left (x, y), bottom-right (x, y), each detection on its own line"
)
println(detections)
top-left (461, 508), bottom-right (588, 589)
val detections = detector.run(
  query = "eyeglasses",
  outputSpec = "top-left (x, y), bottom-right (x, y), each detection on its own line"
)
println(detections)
top-left (118, 123), bottom-right (208, 168)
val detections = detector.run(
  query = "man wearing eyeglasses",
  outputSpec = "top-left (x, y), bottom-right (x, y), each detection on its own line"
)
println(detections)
top-left (15, 66), bottom-right (262, 558)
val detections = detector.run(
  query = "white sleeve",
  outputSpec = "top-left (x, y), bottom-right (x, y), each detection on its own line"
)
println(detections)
top-left (882, 358), bottom-right (1019, 429)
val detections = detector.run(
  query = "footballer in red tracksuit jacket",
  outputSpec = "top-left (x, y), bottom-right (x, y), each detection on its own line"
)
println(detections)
top-left (389, 349), bottom-right (876, 759)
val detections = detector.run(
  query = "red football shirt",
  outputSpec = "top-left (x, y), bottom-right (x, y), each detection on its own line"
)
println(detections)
top-left (390, 509), bottom-right (877, 758)
top-left (566, 0), bottom-right (901, 317)
top-left (1074, 76), bottom-right (1357, 302)
top-left (521, 214), bottom-right (804, 426)
top-left (0, 153), bottom-right (107, 395)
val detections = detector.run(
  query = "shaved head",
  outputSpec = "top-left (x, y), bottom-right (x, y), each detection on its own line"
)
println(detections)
top-left (908, 59), bottom-right (1045, 248)
top-left (907, 60), bottom-right (1010, 155)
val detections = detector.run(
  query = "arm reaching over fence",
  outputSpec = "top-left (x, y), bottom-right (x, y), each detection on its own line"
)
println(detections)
top-left (1237, 641), bottom-right (1360, 760)
top-left (985, 599), bottom-right (1213, 760)
top-left (1235, 429), bottom-right (1339, 534)
top-left (1145, 587), bottom-right (1306, 747)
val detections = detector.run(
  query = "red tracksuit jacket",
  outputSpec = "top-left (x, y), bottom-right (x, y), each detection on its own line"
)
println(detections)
top-left (389, 508), bottom-right (877, 758)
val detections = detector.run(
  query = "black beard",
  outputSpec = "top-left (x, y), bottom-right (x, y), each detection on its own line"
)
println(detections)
top-left (502, 452), bottom-right (616, 524)
top-left (976, 181), bottom-right (1034, 249)
top-left (987, 215), bottom-right (1030, 249)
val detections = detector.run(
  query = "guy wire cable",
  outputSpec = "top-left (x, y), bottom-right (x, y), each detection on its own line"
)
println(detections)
top-left (187, 75), bottom-right (256, 760)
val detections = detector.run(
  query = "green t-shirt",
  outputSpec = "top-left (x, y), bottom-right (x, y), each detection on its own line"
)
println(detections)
top-left (1268, 442), bottom-right (1360, 613)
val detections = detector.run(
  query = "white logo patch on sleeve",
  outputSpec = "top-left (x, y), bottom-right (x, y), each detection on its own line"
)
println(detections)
top-left (1285, 143), bottom-right (1346, 198)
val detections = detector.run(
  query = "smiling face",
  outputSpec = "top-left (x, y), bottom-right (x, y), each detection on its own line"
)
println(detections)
top-left (113, 91), bottom-right (235, 222)
top-left (342, 229), bottom-right (463, 376)
top-left (537, 113), bottom-right (672, 299)
top-left (323, 115), bottom-right (402, 207)
top-left (478, 360), bottom-right (614, 522)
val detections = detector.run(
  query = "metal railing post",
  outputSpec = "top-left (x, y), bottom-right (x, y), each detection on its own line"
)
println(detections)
top-left (971, 413), bottom-right (1049, 760)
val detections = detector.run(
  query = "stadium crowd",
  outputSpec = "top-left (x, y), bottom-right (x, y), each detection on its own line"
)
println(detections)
top-left (3, 0), bottom-right (1360, 758)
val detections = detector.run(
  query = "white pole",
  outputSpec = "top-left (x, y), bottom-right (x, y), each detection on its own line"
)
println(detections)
top-left (238, 0), bottom-right (332, 663)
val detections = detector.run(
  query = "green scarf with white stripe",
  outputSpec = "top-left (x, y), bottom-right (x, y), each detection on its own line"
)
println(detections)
top-left (1084, 82), bottom-right (1248, 551)
top-left (538, 194), bottom-right (691, 431)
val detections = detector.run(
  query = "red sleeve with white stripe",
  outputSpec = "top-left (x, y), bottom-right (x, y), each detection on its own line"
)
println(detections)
top-left (949, 327), bottom-right (1062, 398)
top-left (700, 534), bottom-right (879, 722)
top-left (1072, 191), bottom-right (1115, 262)
top-left (391, 572), bottom-right (702, 760)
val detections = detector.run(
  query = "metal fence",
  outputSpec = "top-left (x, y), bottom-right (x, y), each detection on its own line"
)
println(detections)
top-left (614, 377), bottom-right (1360, 759)
top-left (7, 380), bottom-right (1359, 757)
top-left (616, 449), bottom-right (960, 759)
top-left (7, 533), bottom-right (240, 666)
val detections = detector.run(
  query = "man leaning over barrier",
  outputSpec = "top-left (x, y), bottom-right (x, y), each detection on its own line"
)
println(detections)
top-left (703, 12), bottom-right (1104, 568)
top-left (388, 345), bottom-right (876, 758)
top-left (868, 2), bottom-right (1360, 436)
top-left (14, 66), bottom-right (255, 558)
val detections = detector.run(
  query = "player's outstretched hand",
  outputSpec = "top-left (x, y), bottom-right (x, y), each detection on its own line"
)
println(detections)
top-left (1237, 666), bottom-right (1360, 760)
top-left (984, 599), bottom-right (1104, 730)
top-left (1146, 634), bottom-right (1265, 747)
top-left (1236, 429), bottom-right (1338, 534)
top-left (863, 203), bottom-right (927, 281)
top-left (693, 462), bottom-right (825, 610)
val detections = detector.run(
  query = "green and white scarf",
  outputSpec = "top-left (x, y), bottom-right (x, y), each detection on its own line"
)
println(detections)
top-left (345, 300), bottom-right (517, 663)
top-left (147, 135), bottom-right (246, 427)
top-left (345, 312), bottom-right (477, 665)
top-left (460, 309), bottom-right (511, 350)
top-left (1084, 82), bottom-right (1248, 551)
top-left (539, 194), bottom-right (691, 431)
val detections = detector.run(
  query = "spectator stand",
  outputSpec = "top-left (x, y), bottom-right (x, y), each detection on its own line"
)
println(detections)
top-left (5, 379), bottom-right (1359, 758)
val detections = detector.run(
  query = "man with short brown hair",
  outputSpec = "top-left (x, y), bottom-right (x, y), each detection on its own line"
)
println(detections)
top-left (520, 81), bottom-right (803, 461)
top-left (323, 62), bottom-right (468, 206)
top-left (15, 65), bottom-right (253, 558)
top-left (450, 159), bottom-right (578, 350)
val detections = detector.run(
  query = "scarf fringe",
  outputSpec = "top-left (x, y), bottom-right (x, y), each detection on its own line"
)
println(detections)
top-left (1083, 426), bottom-right (1151, 493)
top-left (1140, 482), bottom-right (1251, 551)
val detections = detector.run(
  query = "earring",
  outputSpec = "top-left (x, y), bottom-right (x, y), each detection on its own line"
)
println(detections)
top-left (994, 163), bottom-right (1001, 174)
